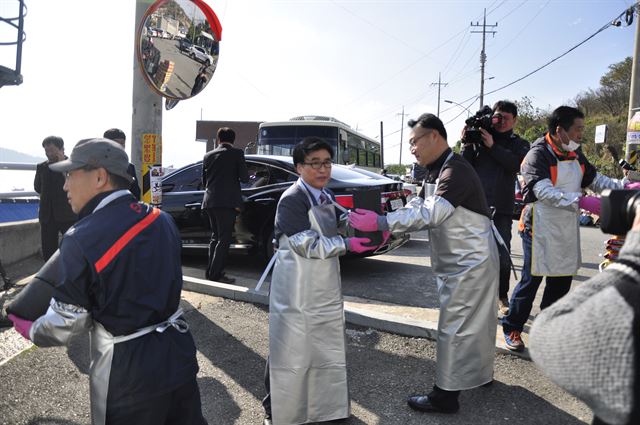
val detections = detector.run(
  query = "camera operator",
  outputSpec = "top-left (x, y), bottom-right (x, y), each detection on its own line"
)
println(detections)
top-left (529, 205), bottom-right (640, 425)
top-left (461, 100), bottom-right (530, 315)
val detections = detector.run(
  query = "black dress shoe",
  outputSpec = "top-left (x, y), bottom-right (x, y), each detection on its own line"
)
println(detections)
top-left (407, 395), bottom-right (459, 414)
top-left (211, 273), bottom-right (236, 284)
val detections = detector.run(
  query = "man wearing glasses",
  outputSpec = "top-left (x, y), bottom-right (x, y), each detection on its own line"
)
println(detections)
top-left (350, 114), bottom-right (499, 415)
top-left (262, 137), bottom-right (377, 425)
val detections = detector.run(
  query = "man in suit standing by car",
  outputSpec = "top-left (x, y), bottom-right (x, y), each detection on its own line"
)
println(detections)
top-left (202, 127), bottom-right (249, 283)
top-left (34, 136), bottom-right (77, 261)
top-left (103, 128), bottom-right (141, 200)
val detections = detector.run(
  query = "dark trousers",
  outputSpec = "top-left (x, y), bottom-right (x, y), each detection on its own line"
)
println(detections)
top-left (502, 230), bottom-right (572, 333)
top-left (106, 378), bottom-right (207, 425)
top-left (205, 207), bottom-right (237, 280)
top-left (493, 213), bottom-right (513, 300)
top-left (40, 219), bottom-right (75, 261)
top-left (263, 356), bottom-right (272, 418)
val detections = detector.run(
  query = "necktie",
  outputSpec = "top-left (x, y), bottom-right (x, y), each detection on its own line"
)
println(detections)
top-left (319, 192), bottom-right (330, 205)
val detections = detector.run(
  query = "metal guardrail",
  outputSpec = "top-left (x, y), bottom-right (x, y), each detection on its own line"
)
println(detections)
top-left (0, 162), bottom-right (39, 198)
top-left (0, 162), bottom-right (36, 170)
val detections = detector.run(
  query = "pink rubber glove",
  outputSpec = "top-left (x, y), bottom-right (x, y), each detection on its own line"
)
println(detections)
top-left (8, 314), bottom-right (33, 341)
top-left (379, 231), bottom-right (391, 247)
top-left (578, 196), bottom-right (601, 216)
top-left (625, 182), bottom-right (640, 190)
top-left (347, 237), bottom-right (374, 253)
top-left (348, 208), bottom-right (380, 232)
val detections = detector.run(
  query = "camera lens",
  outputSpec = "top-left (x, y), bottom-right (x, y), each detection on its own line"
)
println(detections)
top-left (625, 191), bottom-right (640, 230)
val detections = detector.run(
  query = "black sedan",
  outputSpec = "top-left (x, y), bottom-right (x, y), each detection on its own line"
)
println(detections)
top-left (161, 155), bottom-right (410, 260)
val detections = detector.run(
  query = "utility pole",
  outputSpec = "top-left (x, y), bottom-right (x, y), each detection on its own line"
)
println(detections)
top-left (627, 4), bottom-right (640, 165)
top-left (133, 0), bottom-right (163, 205)
top-left (431, 72), bottom-right (448, 117)
top-left (380, 121), bottom-right (385, 169)
top-left (471, 8), bottom-right (497, 108)
top-left (397, 106), bottom-right (408, 165)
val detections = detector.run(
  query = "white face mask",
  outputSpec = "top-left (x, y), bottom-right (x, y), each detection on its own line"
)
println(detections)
top-left (559, 128), bottom-right (580, 152)
top-left (562, 140), bottom-right (580, 152)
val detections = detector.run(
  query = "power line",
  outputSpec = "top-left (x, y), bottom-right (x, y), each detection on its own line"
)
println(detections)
top-left (483, 4), bottom-right (635, 99)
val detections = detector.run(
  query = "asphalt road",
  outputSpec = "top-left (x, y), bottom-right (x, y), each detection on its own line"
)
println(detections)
top-left (182, 223), bottom-right (609, 312)
top-left (0, 290), bottom-right (592, 425)
top-left (0, 222), bottom-right (606, 424)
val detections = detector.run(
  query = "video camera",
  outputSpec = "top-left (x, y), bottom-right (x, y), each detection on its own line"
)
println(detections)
top-left (600, 189), bottom-right (640, 235)
top-left (463, 105), bottom-right (503, 145)
top-left (599, 159), bottom-right (640, 235)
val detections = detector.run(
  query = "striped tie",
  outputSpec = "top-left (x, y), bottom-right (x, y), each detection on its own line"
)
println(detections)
top-left (319, 192), bottom-right (330, 205)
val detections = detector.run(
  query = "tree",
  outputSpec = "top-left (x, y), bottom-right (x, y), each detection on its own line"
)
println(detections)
top-left (574, 57), bottom-right (631, 178)
top-left (575, 57), bottom-right (631, 117)
top-left (385, 164), bottom-right (408, 176)
top-left (514, 96), bottom-right (548, 142)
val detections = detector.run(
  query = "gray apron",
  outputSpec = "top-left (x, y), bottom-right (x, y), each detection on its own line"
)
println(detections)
top-left (87, 191), bottom-right (190, 425)
top-left (531, 154), bottom-right (582, 276)
top-left (268, 185), bottom-right (350, 425)
top-left (89, 309), bottom-right (188, 425)
top-left (422, 157), bottom-right (498, 390)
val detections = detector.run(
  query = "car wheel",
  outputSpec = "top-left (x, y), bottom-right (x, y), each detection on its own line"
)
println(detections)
top-left (262, 227), bottom-right (275, 262)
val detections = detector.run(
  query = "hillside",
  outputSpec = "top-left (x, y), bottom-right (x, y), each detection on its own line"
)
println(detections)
top-left (0, 147), bottom-right (44, 163)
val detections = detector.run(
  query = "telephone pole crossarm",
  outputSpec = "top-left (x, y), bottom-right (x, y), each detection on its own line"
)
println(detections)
top-left (470, 8), bottom-right (498, 107)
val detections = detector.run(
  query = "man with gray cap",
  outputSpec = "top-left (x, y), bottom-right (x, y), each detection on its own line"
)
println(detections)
top-left (8, 138), bottom-right (207, 425)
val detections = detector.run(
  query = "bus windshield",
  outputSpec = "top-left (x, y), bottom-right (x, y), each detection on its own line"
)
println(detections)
top-left (257, 125), bottom-right (339, 156)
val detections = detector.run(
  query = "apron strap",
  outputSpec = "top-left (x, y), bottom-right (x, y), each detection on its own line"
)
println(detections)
top-left (491, 222), bottom-right (518, 280)
top-left (111, 308), bottom-right (188, 344)
top-left (255, 253), bottom-right (277, 292)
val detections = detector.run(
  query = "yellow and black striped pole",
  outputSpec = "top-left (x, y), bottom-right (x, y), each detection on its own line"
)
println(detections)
top-left (141, 133), bottom-right (162, 206)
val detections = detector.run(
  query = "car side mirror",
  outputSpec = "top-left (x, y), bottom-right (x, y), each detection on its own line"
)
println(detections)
top-left (136, 0), bottom-right (222, 101)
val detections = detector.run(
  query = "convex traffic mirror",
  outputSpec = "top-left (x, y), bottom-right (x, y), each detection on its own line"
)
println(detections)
top-left (136, 0), bottom-right (222, 101)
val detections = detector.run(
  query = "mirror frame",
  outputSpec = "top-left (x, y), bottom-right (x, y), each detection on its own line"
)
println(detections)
top-left (135, 0), bottom-right (223, 100)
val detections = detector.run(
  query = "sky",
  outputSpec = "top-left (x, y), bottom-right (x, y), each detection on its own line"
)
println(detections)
top-left (0, 0), bottom-right (637, 169)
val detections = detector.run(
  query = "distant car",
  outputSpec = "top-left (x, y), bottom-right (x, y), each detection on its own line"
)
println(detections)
top-left (514, 175), bottom-right (525, 219)
top-left (178, 38), bottom-right (193, 53)
top-left (161, 155), bottom-right (410, 260)
top-left (188, 45), bottom-right (213, 65)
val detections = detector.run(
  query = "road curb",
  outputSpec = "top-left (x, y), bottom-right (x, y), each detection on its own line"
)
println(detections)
top-left (182, 276), bottom-right (531, 360)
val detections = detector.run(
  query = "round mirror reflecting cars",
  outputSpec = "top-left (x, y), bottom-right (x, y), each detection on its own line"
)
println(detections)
top-left (136, 0), bottom-right (222, 100)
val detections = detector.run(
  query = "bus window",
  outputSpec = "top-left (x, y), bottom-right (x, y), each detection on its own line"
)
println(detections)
top-left (358, 149), bottom-right (366, 166)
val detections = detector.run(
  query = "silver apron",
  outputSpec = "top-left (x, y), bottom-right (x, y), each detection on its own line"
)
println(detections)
top-left (269, 191), bottom-right (349, 424)
top-left (531, 157), bottom-right (582, 276)
top-left (423, 165), bottom-right (498, 390)
top-left (89, 309), bottom-right (188, 425)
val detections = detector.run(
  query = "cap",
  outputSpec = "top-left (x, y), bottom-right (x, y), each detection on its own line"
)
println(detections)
top-left (49, 138), bottom-right (133, 182)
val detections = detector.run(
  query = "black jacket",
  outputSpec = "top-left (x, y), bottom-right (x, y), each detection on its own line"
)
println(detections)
top-left (202, 143), bottom-right (249, 209)
top-left (461, 130), bottom-right (529, 215)
top-left (34, 160), bottom-right (77, 223)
